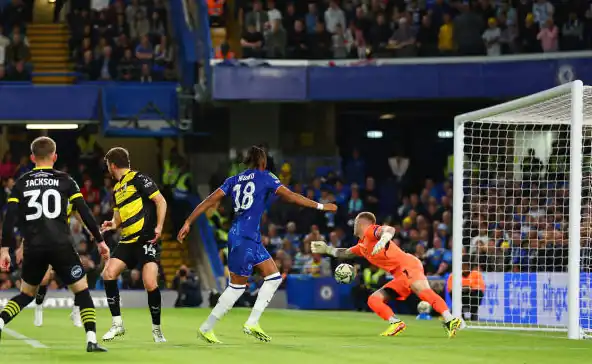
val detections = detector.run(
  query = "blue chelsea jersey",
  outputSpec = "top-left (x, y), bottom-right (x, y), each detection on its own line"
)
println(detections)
top-left (219, 169), bottom-right (282, 241)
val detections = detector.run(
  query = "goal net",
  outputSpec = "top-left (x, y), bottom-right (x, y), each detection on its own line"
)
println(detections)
top-left (451, 80), bottom-right (592, 339)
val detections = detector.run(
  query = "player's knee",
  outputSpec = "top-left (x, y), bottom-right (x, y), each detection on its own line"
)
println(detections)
top-left (143, 276), bottom-right (158, 291)
top-left (102, 268), bottom-right (117, 281)
top-left (367, 293), bottom-right (384, 309)
top-left (20, 284), bottom-right (37, 297)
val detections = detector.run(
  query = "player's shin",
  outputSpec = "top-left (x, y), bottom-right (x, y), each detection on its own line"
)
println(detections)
top-left (245, 273), bottom-right (282, 326)
top-left (35, 285), bottom-right (48, 305)
top-left (104, 280), bottom-right (122, 324)
top-left (75, 288), bottom-right (97, 343)
top-left (417, 288), bottom-right (454, 322)
top-left (0, 292), bottom-right (35, 328)
top-left (367, 295), bottom-right (400, 323)
top-left (200, 283), bottom-right (246, 333)
top-left (147, 287), bottom-right (162, 326)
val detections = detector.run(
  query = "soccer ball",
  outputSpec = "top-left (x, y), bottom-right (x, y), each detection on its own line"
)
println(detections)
top-left (334, 263), bottom-right (355, 284)
top-left (417, 301), bottom-right (431, 314)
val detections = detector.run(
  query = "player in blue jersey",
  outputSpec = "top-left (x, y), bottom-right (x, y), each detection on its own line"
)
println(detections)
top-left (177, 146), bottom-right (337, 343)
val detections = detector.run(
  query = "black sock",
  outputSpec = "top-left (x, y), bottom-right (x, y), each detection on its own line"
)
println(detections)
top-left (147, 288), bottom-right (161, 325)
top-left (35, 285), bottom-right (48, 305)
top-left (75, 289), bottom-right (96, 335)
top-left (0, 293), bottom-right (35, 325)
top-left (104, 280), bottom-right (121, 317)
top-left (74, 293), bottom-right (79, 307)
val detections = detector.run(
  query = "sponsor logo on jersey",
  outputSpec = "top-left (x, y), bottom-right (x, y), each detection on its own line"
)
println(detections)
top-left (71, 265), bottom-right (84, 279)
top-left (238, 173), bottom-right (255, 182)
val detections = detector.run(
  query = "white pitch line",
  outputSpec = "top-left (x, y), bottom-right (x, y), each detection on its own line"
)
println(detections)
top-left (3, 328), bottom-right (48, 349)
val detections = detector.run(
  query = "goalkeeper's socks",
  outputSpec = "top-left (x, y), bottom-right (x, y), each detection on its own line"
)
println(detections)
top-left (246, 273), bottom-right (282, 326)
top-left (200, 283), bottom-right (246, 332)
top-left (0, 293), bottom-right (34, 325)
top-left (417, 289), bottom-right (453, 321)
top-left (36, 285), bottom-right (48, 305)
top-left (367, 294), bottom-right (396, 321)
top-left (147, 288), bottom-right (162, 325)
top-left (75, 288), bottom-right (97, 343)
top-left (388, 316), bottom-right (402, 324)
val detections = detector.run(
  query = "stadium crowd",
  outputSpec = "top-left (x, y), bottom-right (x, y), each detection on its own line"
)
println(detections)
top-left (229, 0), bottom-right (592, 60)
top-left (68, 0), bottom-right (176, 82)
top-left (0, 0), bottom-right (33, 81)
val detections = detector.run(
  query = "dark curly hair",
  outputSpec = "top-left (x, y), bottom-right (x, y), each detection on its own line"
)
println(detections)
top-left (243, 145), bottom-right (267, 169)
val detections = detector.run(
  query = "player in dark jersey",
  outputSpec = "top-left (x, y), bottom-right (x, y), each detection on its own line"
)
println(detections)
top-left (0, 136), bottom-right (109, 352)
top-left (177, 145), bottom-right (337, 343)
top-left (99, 147), bottom-right (168, 343)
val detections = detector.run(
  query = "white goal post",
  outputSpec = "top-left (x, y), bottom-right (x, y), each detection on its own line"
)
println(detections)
top-left (451, 80), bottom-right (590, 340)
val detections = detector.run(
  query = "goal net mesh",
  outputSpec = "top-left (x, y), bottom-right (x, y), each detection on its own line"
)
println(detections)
top-left (459, 86), bottom-right (592, 333)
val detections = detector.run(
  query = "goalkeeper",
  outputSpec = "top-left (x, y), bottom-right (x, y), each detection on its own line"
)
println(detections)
top-left (312, 211), bottom-right (462, 338)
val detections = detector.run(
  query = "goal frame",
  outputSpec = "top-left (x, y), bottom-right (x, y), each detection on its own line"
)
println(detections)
top-left (451, 80), bottom-right (584, 340)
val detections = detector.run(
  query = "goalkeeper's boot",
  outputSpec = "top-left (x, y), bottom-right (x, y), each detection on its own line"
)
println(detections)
top-left (243, 323), bottom-right (271, 342)
top-left (87, 342), bottom-right (108, 353)
top-left (70, 306), bottom-right (83, 328)
top-left (380, 321), bottom-right (407, 337)
top-left (152, 325), bottom-right (167, 343)
top-left (34, 305), bottom-right (43, 327)
top-left (443, 318), bottom-right (462, 338)
top-left (102, 323), bottom-right (125, 341)
top-left (198, 329), bottom-right (222, 344)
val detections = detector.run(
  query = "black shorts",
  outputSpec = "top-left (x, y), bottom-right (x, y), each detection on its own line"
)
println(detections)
top-left (22, 245), bottom-right (84, 286)
top-left (112, 241), bottom-right (160, 269)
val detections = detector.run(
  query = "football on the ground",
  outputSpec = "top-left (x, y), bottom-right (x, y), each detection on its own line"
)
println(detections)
top-left (334, 263), bottom-right (355, 284)
top-left (417, 301), bottom-right (431, 314)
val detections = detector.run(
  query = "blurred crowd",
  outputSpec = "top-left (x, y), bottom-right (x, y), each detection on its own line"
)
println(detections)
top-left (0, 0), bottom-right (33, 81)
top-left (69, 0), bottom-right (176, 82)
top-left (226, 0), bottom-right (592, 60)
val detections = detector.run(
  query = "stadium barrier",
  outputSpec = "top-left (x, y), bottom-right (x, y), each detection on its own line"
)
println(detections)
top-left (212, 51), bottom-right (592, 101)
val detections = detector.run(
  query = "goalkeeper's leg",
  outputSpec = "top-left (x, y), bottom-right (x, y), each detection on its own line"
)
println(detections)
top-left (410, 279), bottom-right (462, 338)
top-left (367, 286), bottom-right (407, 337)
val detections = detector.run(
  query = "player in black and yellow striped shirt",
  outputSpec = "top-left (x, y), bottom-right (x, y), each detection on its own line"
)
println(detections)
top-left (100, 147), bottom-right (168, 343)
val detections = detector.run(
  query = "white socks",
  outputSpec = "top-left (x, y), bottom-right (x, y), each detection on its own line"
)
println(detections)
top-left (86, 331), bottom-right (97, 343)
top-left (442, 310), bottom-right (454, 322)
top-left (200, 283), bottom-right (246, 333)
top-left (246, 273), bottom-right (282, 326)
top-left (112, 316), bottom-right (123, 326)
top-left (0, 318), bottom-right (5, 330)
top-left (388, 316), bottom-right (401, 324)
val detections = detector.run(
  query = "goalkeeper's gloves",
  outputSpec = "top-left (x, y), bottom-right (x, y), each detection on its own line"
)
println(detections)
top-left (371, 230), bottom-right (395, 255)
top-left (311, 241), bottom-right (336, 257)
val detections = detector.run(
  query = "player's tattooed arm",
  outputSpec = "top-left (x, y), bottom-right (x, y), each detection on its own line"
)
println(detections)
top-left (333, 248), bottom-right (359, 259)
top-left (311, 241), bottom-right (358, 259)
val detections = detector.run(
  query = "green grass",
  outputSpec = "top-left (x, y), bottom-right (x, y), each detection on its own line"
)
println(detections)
top-left (1, 308), bottom-right (591, 363)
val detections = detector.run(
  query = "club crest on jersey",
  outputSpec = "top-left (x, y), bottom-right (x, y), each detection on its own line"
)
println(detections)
top-left (71, 265), bottom-right (83, 279)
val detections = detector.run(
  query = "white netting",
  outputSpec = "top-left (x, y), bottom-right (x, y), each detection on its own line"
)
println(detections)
top-left (456, 83), bottom-right (592, 335)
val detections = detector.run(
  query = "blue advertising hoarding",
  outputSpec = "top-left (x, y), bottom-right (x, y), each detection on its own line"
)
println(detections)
top-left (212, 52), bottom-right (592, 101)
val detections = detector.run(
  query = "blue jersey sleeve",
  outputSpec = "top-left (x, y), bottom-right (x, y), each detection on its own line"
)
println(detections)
top-left (266, 172), bottom-right (282, 193)
top-left (443, 250), bottom-right (452, 265)
top-left (220, 177), bottom-right (234, 195)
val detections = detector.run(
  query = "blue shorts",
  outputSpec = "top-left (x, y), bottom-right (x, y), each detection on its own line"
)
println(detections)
top-left (227, 235), bottom-right (272, 277)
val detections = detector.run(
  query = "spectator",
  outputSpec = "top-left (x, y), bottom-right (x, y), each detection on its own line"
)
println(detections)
top-left (348, 186), bottom-right (364, 217)
top-left (139, 63), bottom-right (155, 82)
top-left (245, 0), bottom-right (269, 33)
top-left (0, 25), bottom-right (9, 63)
top-left (0, 151), bottom-right (16, 178)
top-left (97, 46), bottom-right (117, 80)
top-left (172, 266), bottom-right (203, 307)
top-left (454, 3), bottom-right (485, 55)
top-left (305, 3), bottom-right (319, 34)
top-left (14, 155), bottom-right (30, 177)
top-left (81, 177), bottom-right (100, 207)
top-left (118, 48), bottom-right (137, 80)
top-left (325, 0), bottom-right (346, 34)
top-left (304, 253), bottom-right (332, 277)
top-left (287, 20), bottom-right (308, 59)
top-left (532, 0), bottom-right (553, 28)
top-left (520, 13), bottom-right (540, 52)
top-left (282, 2), bottom-right (297, 35)
top-left (483, 17), bottom-right (501, 56)
top-left (363, 177), bottom-right (379, 215)
top-left (561, 12), bottom-right (583, 51)
top-left (150, 11), bottom-right (166, 38)
top-left (76, 37), bottom-right (93, 63)
top-left (331, 23), bottom-right (350, 59)
top-left (446, 258), bottom-right (485, 321)
top-left (114, 34), bottom-right (131, 60)
top-left (131, 11), bottom-right (150, 40)
top-left (241, 24), bottom-right (264, 58)
top-left (6, 60), bottom-right (30, 81)
top-left (370, 13), bottom-right (394, 56)
top-left (344, 149), bottom-right (365, 186)
top-left (126, 0), bottom-right (147, 26)
top-left (267, 0), bottom-right (282, 22)
top-left (425, 236), bottom-right (452, 276)
top-left (154, 35), bottom-right (174, 68)
top-left (309, 21), bottom-right (332, 59)
top-left (135, 35), bottom-right (154, 63)
top-left (264, 19), bottom-right (287, 58)
top-left (93, 37), bottom-right (108, 60)
top-left (5, 32), bottom-right (29, 66)
top-left (114, 14), bottom-right (130, 38)
top-left (0, 65), bottom-right (6, 81)
top-left (389, 17), bottom-right (417, 57)
top-left (416, 15), bottom-right (439, 56)
top-left (537, 18), bottom-right (558, 52)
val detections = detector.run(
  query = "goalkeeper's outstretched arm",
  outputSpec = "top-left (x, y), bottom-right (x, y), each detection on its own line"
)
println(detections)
top-left (311, 241), bottom-right (358, 259)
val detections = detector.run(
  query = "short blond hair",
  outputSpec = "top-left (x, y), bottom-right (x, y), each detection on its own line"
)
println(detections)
top-left (31, 136), bottom-right (56, 159)
top-left (356, 211), bottom-right (376, 224)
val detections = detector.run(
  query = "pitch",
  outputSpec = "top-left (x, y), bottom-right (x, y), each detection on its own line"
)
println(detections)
top-left (1, 308), bottom-right (590, 363)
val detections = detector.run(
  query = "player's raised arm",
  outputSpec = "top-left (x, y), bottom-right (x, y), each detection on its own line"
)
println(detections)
top-left (311, 241), bottom-right (360, 259)
top-left (177, 188), bottom-right (226, 242)
top-left (275, 186), bottom-right (337, 212)
top-left (371, 225), bottom-right (396, 255)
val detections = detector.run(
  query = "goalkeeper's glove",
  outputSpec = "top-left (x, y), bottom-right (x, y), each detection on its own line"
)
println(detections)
top-left (371, 230), bottom-right (395, 255)
top-left (311, 241), bottom-right (336, 257)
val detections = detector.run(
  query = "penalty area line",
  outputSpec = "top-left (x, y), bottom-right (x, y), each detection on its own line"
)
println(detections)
top-left (3, 328), bottom-right (48, 349)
